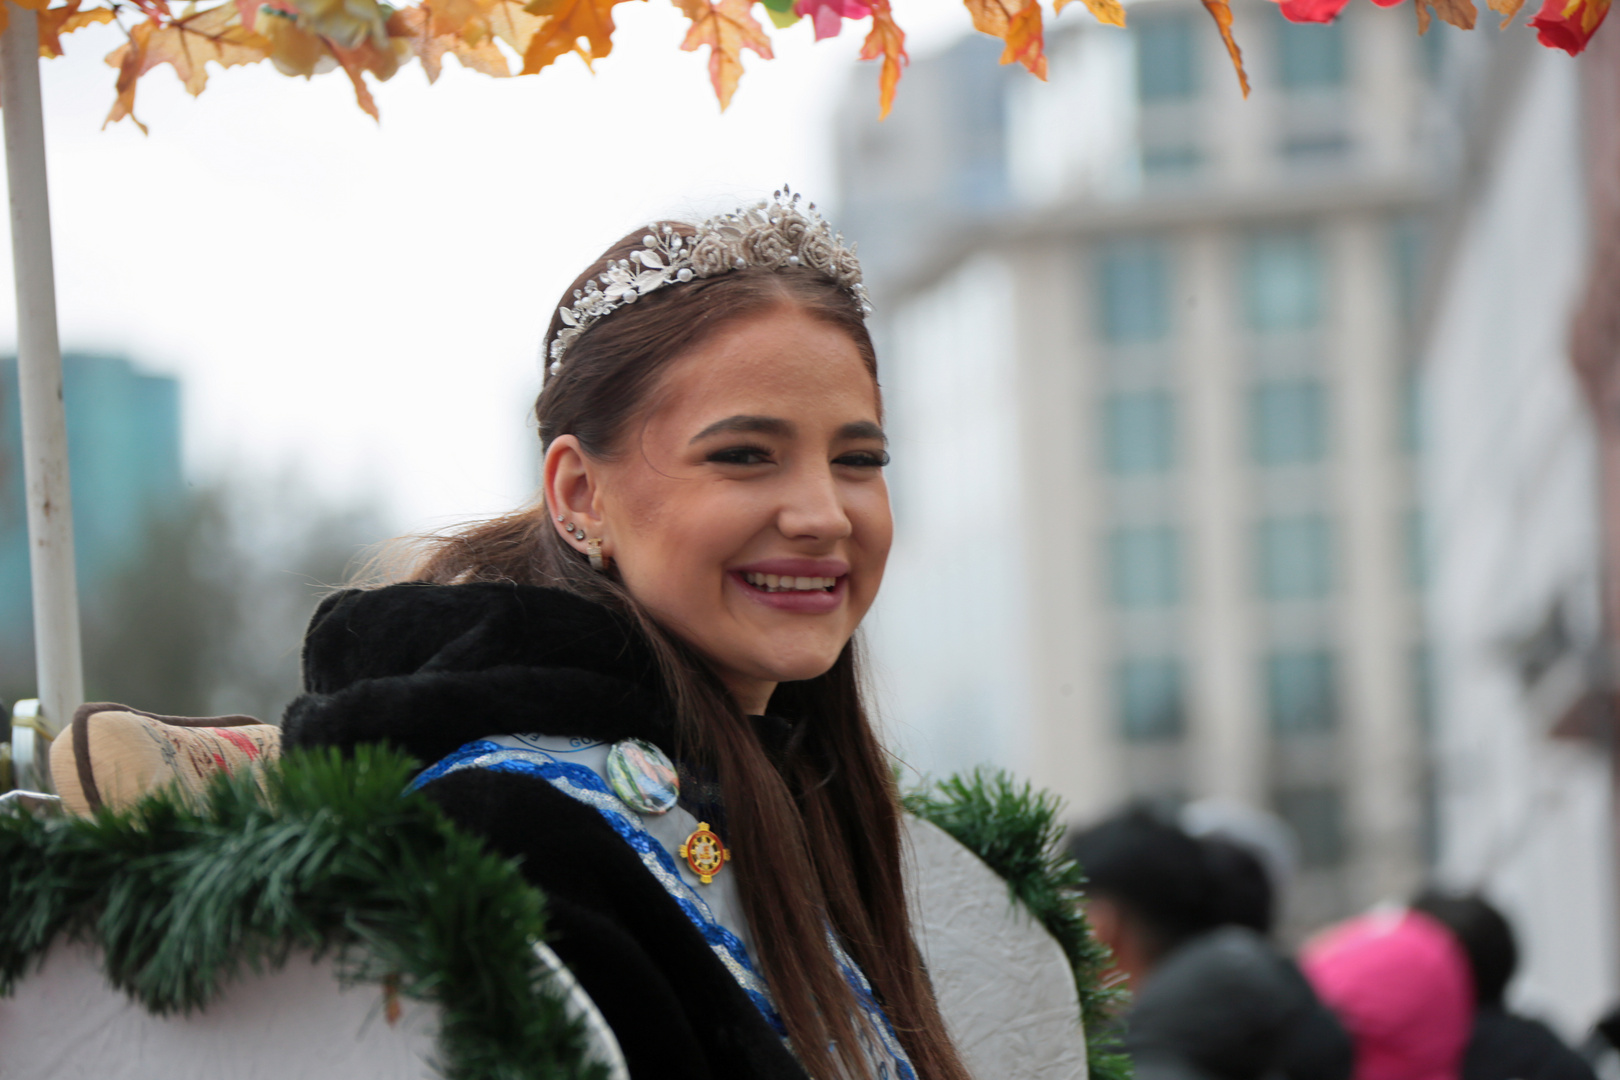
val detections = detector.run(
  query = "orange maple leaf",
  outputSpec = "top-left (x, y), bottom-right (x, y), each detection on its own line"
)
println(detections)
top-left (104, 7), bottom-right (271, 131)
top-left (391, 3), bottom-right (510, 79)
top-left (859, 0), bottom-right (906, 118)
top-left (962, 0), bottom-right (1045, 79)
top-left (519, 0), bottom-right (637, 73)
top-left (1055, 0), bottom-right (1124, 29)
top-left (329, 35), bottom-right (408, 119)
top-left (1200, 0), bottom-right (1249, 98)
top-left (1416, 0), bottom-right (1477, 31)
top-left (38, 0), bottom-right (117, 59)
top-left (675, 0), bottom-right (773, 110)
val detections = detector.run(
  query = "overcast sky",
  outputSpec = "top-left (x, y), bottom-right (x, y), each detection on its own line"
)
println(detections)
top-left (0, 0), bottom-right (968, 534)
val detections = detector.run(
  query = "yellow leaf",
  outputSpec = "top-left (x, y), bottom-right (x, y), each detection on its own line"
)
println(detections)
top-left (38, 0), bottom-right (116, 59)
top-left (1200, 0), bottom-right (1248, 98)
top-left (961, 0), bottom-right (1045, 78)
top-left (1056, 0), bottom-right (1124, 29)
top-left (479, 0), bottom-right (545, 54)
top-left (1488, 0), bottom-right (1523, 27)
top-left (674, 0), bottom-right (772, 110)
top-left (519, 0), bottom-right (636, 73)
top-left (1, 0), bottom-right (56, 41)
top-left (859, 0), bottom-right (906, 119)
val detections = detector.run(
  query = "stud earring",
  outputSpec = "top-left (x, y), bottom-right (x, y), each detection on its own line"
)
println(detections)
top-left (586, 538), bottom-right (606, 572)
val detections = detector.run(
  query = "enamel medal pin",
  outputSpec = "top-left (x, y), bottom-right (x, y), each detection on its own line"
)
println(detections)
top-left (679, 823), bottom-right (730, 885)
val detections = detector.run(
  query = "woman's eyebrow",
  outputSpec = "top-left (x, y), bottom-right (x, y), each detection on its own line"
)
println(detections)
top-left (690, 415), bottom-right (794, 442)
top-left (837, 420), bottom-right (887, 444)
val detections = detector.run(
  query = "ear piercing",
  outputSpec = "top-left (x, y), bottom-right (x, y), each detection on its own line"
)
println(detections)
top-left (586, 538), bottom-right (605, 572)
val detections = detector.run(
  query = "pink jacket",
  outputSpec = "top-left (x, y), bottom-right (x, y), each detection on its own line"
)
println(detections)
top-left (1301, 908), bottom-right (1474, 1080)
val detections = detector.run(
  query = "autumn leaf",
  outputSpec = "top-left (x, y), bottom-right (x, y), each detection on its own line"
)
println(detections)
top-left (675, 0), bottom-right (772, 110)
top-left (962, 0), bottom-right (1045, 79)
top-left (519, 0), bottom-right (636, 73)
top-left (1201, 0), bottom-right (1248, 98)
top-left (1055, 0), bottom-right (1124, 30)
top-left (1416, 0), bottom-right (1477, 32)
top-left (794, 0), bottom-right (868, 40)
top-left (391, 3), bottom-right (510, 79)
top-left (859, 0), bottom-right (905, 118)
top-left (1490, 0), bottom-right (1525, 27)
top-left (103, 7), bottom-right (271, 129)
top-left (38, 0), bottom-right (116, 59)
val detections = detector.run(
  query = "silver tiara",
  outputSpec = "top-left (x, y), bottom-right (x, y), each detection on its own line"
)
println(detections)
top-left (546, 188), bottom-right (872, 378)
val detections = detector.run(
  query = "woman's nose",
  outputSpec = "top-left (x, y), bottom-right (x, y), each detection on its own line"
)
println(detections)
top-left (777, 466), bottom-right (852, 541)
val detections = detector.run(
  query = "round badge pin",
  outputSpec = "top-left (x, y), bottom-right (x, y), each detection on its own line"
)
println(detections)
top-left (605, 738), bottom-right (679, 815)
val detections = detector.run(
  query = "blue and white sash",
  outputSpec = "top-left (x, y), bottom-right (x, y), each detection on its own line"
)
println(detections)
top-left (410, 738), bottom-right (917, 1080)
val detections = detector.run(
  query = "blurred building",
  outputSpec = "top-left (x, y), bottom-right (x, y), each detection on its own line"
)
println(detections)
top-left (0, 354), bottom-right (184, 687)
top-left (1418, 25), bottom-right (1620, 1039)
top-left (840, 0), bottom-right (1451, 930)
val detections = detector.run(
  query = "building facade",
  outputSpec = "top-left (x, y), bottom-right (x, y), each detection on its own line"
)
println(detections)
top-left (1417, 24), bottom-right (1619, 1040)
top-left (842, 0), bottom-right (1449, 930)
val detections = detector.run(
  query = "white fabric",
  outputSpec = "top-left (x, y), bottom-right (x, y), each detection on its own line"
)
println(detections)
top-left (904, 816), bottom-right (1089, 1080)
top-left (0, 941), bottom-right (626, 1080)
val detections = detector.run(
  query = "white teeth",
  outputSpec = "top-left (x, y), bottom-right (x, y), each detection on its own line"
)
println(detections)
top-left (742, 572), bottom-right (838, 593)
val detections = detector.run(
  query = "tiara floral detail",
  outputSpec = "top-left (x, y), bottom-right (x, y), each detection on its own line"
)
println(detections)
top-left (546, 188), bottom-right (871, 378)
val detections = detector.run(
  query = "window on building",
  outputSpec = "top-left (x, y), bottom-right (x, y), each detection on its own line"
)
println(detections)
top-left (1251, 380), bottom-right (1327, 465)
top-left (1118, 656), bottom-right (1186, 741)
top-left (1136, 15), bottom-right (1198, 101)
top-left (1257, 515), bottom-right (1333, 599)
top-left (1276, 17), bottom-right (1346, 90)
top-left (1243, 231), bottom-right (1323, 332)
top-left (1405, 509), bottom-right (1426, 590)
top-left (1098, 240), bottom-right (1172, 344)
top-left (1110, 526), bottom-right (1182, 607)
top-left (1266, 649), bottom-right (1338, 733)
top-left (1273, 787), bottom-right (1346, 867)
top-left (1105, 391), bottom-right (1176, 474)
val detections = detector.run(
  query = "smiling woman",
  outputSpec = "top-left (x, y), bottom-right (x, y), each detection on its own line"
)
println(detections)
top-left (279, 193), bottom-right (972, 1080)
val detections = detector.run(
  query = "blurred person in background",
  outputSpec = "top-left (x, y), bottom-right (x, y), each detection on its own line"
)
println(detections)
top-left (1411, 890), bottom-right (1596, 1080)
top-left (1069, 807), bottom-right (1350, 1080)
top-left (1300, 907), bottom-right (1472, 1080)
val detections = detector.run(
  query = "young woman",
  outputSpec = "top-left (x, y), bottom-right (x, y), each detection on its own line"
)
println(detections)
top-left (282, 193), bottom-right (973, 1080)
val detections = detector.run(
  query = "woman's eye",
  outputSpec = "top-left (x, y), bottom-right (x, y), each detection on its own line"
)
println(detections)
top-left (835, 450), bottom-right (890, 468)
top-left (707, 445), bottom-right (774, 466)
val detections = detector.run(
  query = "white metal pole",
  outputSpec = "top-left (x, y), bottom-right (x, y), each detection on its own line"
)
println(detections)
top-left (1, 1), bottom-right (83, 747)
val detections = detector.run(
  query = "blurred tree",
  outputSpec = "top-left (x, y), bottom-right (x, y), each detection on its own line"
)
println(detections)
top-left (2, 472), bottom-right (386, 725)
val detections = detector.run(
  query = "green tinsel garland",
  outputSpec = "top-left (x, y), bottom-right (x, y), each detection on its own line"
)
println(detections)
top-left (904, 769), bottom-right (1132, 1080)
top-left (0, 746), bottom-right (606, 1080)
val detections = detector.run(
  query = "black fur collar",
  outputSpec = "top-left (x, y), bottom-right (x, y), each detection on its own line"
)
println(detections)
top-left (282, 582), bottom-right (676, 771)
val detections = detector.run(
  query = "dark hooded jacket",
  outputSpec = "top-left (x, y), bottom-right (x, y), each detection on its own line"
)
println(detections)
top-left (1127, 926), bottom-right (1354, 1080)
top-left (281, 581), bottom-right (812, 1080)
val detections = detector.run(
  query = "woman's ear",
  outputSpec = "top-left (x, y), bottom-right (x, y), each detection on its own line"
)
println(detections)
top-left (543, 435), bottom-right (604, 551)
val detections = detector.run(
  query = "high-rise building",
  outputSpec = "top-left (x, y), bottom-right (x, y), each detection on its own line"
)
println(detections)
top-left (840, 0), bottom-right (1454, 930)
top-left (0, 354), bottom-right (184, 686)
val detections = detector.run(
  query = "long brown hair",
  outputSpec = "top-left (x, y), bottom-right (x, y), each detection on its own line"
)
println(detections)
top-left (406, 224), bottom-right (972, 1080)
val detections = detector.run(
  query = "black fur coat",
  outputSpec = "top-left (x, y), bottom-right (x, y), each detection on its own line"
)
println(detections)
top-left (282, 581), bottom-right (811, 1080)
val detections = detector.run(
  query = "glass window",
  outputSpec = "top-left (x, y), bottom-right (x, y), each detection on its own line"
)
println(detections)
top-left (1257, 515), bottom-right (1333, 599)
top-left (1110, 526), bottom-right (1182, 607)
top-left (1266, 650), bottom-right (1338, 733)
top-left (1097, 240), bottom-right (1171, 344)
top-left (1405, 509), bottom-right (1426, 590)
top-left (1118, 657), bottom-right (1186, 741)
top-left (1105, 391), bottom-right (1176, 474)
top-left (1251, 380), bottom-right (1327, 465)
top-left (1243, 231), bottom-right (1322, 332)
top-left (1276, 16), bottom-right (1346, 90)
top-left (1273, 787), bottom-right (1346, 867)
top-left (1136, 15), bottom-right (1198, 101)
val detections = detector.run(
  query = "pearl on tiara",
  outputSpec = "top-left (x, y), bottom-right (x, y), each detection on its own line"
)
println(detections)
top-left (544, 186), bottom-right (870, 380)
